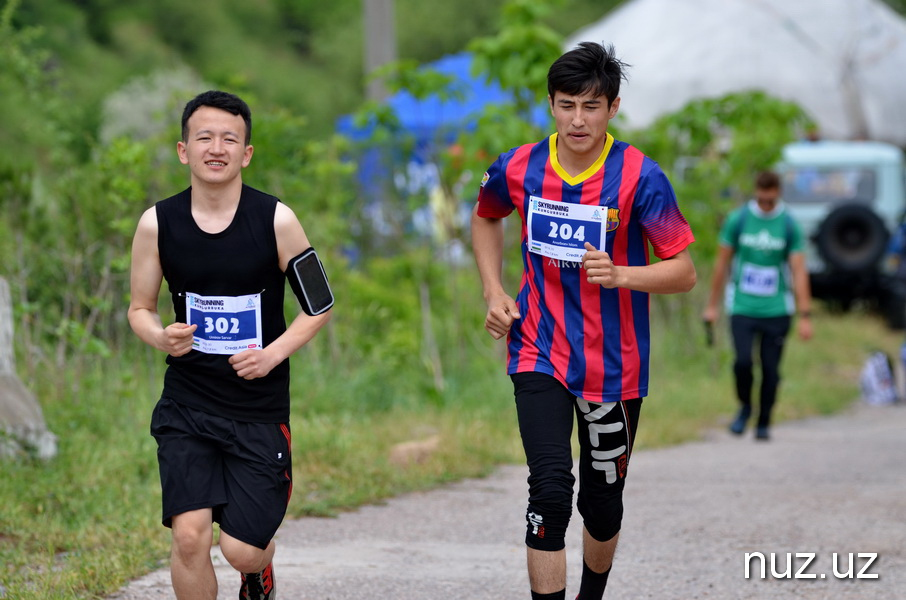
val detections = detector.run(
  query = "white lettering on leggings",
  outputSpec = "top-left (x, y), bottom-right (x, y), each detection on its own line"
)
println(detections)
top-left (527, 511), bottom-right (544, 536)
top-left (577, 399), bottom-right (626, 484)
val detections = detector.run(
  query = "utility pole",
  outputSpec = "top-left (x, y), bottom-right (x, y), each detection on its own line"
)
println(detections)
top-left (363, 0), bottom-right (396, 101)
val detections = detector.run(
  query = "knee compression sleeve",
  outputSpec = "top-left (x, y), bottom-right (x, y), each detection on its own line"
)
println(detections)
top-left (525, 502), bottom-right (572, 551)
top-left (580, 489), bottom-right (624, 543)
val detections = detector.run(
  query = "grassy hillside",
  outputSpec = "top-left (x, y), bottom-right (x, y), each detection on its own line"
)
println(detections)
top-left (7, 0), bottom-right (906, 145)
top-left (6, 0), bottom-right (621, 140)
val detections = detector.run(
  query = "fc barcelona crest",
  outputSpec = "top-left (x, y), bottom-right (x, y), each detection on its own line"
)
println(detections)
top-left (605, 208), bottom-right (620, 232)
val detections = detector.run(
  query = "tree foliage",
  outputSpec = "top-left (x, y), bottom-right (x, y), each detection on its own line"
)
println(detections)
top-left (456, 0), bottom-right (563, 175)
top-left (0, 0), bottom-right (878, 392)
top-left (0, 0), bottom-right (359, 383)
top-left (342, 0), bottom-right (816, 338)
top-left (630, 92), bottom-right (814, 260)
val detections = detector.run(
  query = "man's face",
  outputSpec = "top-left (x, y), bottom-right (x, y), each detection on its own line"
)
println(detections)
top-left (549, 90), bottom-right (620, 164)
top-left (755, 186), bottom-right (781, 212)
top-left (177, 106), bottom-right (253, 186)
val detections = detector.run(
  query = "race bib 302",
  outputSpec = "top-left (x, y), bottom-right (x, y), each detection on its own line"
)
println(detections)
top-left (185, 292), bottom-right (263, 355)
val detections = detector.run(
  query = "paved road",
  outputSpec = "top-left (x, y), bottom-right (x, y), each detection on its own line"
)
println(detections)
top-left (109, 403), bottom-right (906, 600)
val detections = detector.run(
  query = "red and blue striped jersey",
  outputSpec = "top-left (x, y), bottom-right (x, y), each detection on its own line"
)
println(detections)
top-left (475, 133), bottom-right (694, 402)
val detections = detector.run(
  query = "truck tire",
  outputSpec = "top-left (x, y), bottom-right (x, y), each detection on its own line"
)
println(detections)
top-left (814, 204), bottom-right (888, 273)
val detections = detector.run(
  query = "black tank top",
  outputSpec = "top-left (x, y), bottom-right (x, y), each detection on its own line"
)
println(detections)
top-left (156, 185), bottom-right (290, 422)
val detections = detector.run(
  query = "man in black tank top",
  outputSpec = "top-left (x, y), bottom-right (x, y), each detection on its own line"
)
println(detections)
top-left (128, 90), bottom-right (331, 600)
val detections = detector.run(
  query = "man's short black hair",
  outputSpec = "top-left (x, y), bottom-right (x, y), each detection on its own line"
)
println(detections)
top-left (756, 170), bottom-right (782, 190)
top-left (547, 42), bottom-right (629, 108)
top-left (181, 90), bottom-right (252, 145)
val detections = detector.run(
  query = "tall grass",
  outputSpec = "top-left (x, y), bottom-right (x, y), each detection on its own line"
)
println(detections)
top-left (0, 358), bottom-right (168, 599)
top-left (0, 266), bottom-right (900, 599)
top-left (640, 293), bottom-right (900, 447)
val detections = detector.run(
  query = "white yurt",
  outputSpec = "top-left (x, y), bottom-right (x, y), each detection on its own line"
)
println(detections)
top-left (565, 0), bottom-right (906, 146)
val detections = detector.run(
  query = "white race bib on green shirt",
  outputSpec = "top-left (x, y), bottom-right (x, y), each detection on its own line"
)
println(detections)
top-left (739, 263), bottom-right (780, 297)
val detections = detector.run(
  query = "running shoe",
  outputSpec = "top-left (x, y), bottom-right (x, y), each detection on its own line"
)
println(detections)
top-left (729, 406), bottom-right (751, 435)
top-left (239, 562), bottom-right (275, 600)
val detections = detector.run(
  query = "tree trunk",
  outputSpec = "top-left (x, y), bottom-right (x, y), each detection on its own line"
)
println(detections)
top-left (0, 277), bottom-right (13, 377)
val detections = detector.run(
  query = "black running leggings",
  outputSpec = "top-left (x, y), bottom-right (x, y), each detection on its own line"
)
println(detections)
top-left (512, 372), bottom-right (642, 552)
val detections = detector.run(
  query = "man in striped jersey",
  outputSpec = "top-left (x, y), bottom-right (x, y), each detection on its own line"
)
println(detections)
top-left (471, 42), bottom-right (696, 600)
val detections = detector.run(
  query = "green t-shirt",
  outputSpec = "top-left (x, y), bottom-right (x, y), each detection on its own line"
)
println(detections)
top-left (718, 202), bottom-right (804, 318)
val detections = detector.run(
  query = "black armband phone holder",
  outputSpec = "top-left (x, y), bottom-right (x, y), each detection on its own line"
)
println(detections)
top-left (286, 247), bottom-right (334, 316)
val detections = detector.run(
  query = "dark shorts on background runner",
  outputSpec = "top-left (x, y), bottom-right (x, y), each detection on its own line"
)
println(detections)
top-left (150, 397), bottom-right (293, 550)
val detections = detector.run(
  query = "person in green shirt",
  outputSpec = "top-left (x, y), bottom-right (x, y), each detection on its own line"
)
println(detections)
top-left (703, 171), bottom-right (813, 440)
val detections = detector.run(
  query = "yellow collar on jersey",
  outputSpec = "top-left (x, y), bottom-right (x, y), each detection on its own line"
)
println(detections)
top-left (549, 132), bottom-right (614, 186)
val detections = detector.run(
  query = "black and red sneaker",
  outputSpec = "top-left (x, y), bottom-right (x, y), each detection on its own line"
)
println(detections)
top-left (239, 562), bottom-right (275, 600)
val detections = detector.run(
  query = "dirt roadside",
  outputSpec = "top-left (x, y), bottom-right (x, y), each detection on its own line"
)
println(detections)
top-left (109, 402), bottom-right (906, 599)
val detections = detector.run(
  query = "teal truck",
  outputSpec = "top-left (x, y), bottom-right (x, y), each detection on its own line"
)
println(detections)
top-left (777, 140), bottom-right (906, 328)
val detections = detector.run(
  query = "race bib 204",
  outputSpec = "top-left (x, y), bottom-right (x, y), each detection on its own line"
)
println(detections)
top-left (526, 195), bottom-right (615, 261)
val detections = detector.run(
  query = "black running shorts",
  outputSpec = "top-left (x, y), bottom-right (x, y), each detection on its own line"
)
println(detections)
top-left (150, 397), bottom-right (293, 550)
